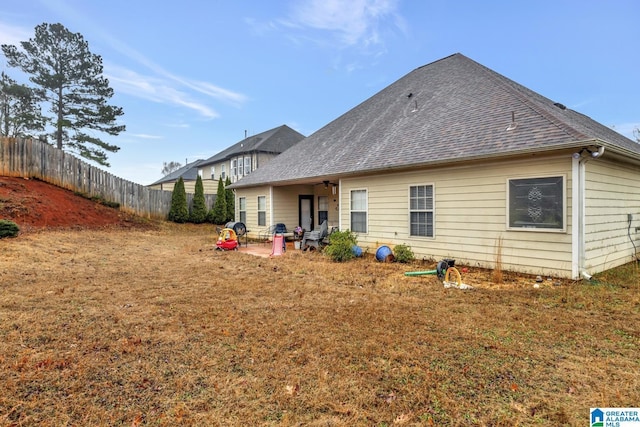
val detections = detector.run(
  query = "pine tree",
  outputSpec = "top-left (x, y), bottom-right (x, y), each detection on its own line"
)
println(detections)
top-left (0, 71), bottom-right (46, 137)
top-left (1, 22), bottom-right (125, 166)
top-left (225, 176), bottom-right (235, 223)
top-left (190, 175), bottom-right (207, 223)
top-left (209, 177), bottom-right (227, 225)
top-left (168, 177), bottom-right (189, 223)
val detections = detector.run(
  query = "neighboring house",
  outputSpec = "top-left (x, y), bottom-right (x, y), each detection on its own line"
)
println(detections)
top-left (229, 53), bottom-right (640, 279)
top-left (148, 124), bottom-right (305, 195)
top-left (148, 159), bottom-right (205, 192)
top-left (196, 124), bottom-right (305, 194)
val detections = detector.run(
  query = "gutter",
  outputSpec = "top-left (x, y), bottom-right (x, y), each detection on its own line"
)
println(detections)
top-left (572, 145), bottom-right (605, 280)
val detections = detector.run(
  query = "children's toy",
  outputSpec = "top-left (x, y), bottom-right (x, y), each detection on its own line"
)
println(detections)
top-left (216, 227), bottom-right (239, 251)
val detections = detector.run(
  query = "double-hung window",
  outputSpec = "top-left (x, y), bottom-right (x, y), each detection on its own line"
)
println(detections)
top-left (221, 164), bottom-right (226, 180)
top-left (239, 197), bottom-right (246, 224)
top-left (409, 185), bottom-right (434, 237)
top-left (210, 166), bottom-right (215, 180)
top-left (231, 159), bottom-right (237, 178)
top-left (257, 196), bottom-right (266, 226)
top-left (318, 196), bottom-right (328, 225)
top-left (244, 157), bottom-right (251, 175)
top-left (350, 189), bottom-right (367, 233)
top-left (237, 157), bottom-right (243, 176)
top-left (507, 176), bottom-right (565, 230)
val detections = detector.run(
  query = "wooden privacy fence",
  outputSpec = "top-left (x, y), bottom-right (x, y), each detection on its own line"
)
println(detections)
top-left (0, 137), bottom-right (216, 219)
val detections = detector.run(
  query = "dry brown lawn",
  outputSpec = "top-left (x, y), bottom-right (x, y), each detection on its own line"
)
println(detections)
top-left (1, 223), bottom-right (639, 426)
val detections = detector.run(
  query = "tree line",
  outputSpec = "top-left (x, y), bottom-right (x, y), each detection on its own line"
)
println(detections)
top-left (168, 175), bottom-right (235, 225)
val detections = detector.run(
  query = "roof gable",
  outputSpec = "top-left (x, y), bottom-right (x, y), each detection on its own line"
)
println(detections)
top-left (199, 124), bottom-right (305, 167)
top-left (232, 53), bottom-right (640, 188)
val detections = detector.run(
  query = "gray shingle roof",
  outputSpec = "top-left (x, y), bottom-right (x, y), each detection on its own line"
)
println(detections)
top-left (149, 159), bottom-right (204, 186)
top-left (198, 124), bottom-right (305, 167)
top-left (231, 53), bottom-right (640, 188)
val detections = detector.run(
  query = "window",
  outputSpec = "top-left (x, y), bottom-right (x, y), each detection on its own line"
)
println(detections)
top-left (318, 196), bottom-right (328, 225)
top-left (409, 185), bottom-right (434, 237)
top-left (244, 156), bottom-right (251, 175)
top-left (210, 166), bottom-right (215, 180)
top-left (257, 196), bottom-right (266, 226)
top-left (508, 176), bottom-right (564, 230)
top-left (239, 197), bottom-right (246, 224)
top-left (350, 189), bottom-right (367, 233)
top-left (221, 164), bottom-right (226, 180)
top-left (231, 159), bottom-right (237, 178)
top-left (198, 169), bottom-right (203, 177)
top-left (237, 157), bottom-right (243, 176)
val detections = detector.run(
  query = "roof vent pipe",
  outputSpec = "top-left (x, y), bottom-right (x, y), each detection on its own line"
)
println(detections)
top-left (506, 111), bottom-right (517, 131)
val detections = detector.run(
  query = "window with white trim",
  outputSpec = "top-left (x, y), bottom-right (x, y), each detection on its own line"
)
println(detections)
top-left (350, 189), bottom-right (367, 233)
top-left (221, 164), bottom-right (226, 180)
top-left (257, 196), bottom-right (266, 226)
top-left (318, 196), bottom-right (328, 225)
top-left (409, 185), bottom-right (434, 237)
top-left (508, 176), bottom-right (564, 230)
top-left (231, 159), bottom-right (237, 178)
top-left (210, 166), bottom-right (215, 180)
top-left (239, 197), bottom-right (246, 224)
top-left (237, 157), bottom-right (243, 176)
top-left (244, 156), bottom-right (251, 175)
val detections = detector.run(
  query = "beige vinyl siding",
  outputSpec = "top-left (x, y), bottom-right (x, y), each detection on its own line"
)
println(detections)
top-left (584, 159), bottom-right (640, 272)
top-left (272, 185), bottom-right (313, 231)
top-left (200, 179), bottom-right (219, 195)
top-left (234, 186), bottom-right (270, 237)
top-left (340, 155), bottom-right (574, 277)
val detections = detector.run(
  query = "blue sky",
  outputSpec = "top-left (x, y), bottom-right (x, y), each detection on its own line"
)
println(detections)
top-left (1, 0), bottom-right (639, 185)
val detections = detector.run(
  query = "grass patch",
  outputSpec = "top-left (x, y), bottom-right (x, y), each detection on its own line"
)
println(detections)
top-left (0, 225), bottom-right (638, 425)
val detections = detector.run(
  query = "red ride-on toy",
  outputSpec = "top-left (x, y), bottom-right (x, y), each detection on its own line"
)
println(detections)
top-left (216, 227), bottom-right (239, 251)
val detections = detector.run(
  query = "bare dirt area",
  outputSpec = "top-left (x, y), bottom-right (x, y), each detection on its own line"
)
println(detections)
top-left (0, 178), bottom-right (639, 426)
top-left (0, 176), bottom-right (154, 231)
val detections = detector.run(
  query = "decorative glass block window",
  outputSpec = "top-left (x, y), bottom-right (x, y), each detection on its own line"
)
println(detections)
top-left (508, 176), bottom-right (564, 230)
top-left (239, 197), bottom-right (246, 224)
top-left (257, 196), bottom-right (266, 226)
top-left (237, 157), bottom-right (243, 176)
top-left (409, 185), bottom-right (434, 237)
top-left (318, 196), bottom-right (328, 225)
top-left (244, 157), bottom-right (251, 175)
top-left (350, 189), bottom-right (367, 233)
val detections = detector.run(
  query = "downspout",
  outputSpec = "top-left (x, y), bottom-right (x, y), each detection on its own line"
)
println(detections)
top-left (572, 146), bottom-right (605, 280)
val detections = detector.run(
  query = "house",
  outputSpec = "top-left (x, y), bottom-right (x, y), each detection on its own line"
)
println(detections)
top-left (148, 124), bottom-right (305, 194)
top-left (229, 53), bottom-right (640, 279)
top-left (196, 124), bottom-right (305, 193)
top-left (148, 159), bottom-right (204, 192)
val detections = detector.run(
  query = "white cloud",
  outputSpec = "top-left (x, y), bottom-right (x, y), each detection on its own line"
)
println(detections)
top-left (130, 133), bottom-right (163, 140)
top-left (0, 21), bottom-right (32, 46)
top-left (285, 0), bottom-right (402, 48)
top-left (105, 65), bottom-right (220, 119)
